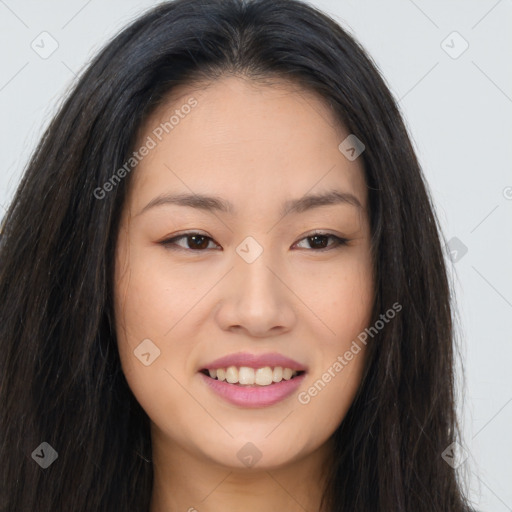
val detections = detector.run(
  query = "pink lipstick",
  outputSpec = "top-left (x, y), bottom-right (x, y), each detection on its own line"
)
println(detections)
top-left (199, 371), bottom-right (306, 408)
top-left (198, 351), bottom-right (307, 408)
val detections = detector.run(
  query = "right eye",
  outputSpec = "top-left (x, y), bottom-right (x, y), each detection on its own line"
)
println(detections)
top-left (159, 232), bottom-right (221, 252)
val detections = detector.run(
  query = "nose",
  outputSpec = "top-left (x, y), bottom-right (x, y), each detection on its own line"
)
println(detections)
top-left (214, 252), bottom-right (297, 338)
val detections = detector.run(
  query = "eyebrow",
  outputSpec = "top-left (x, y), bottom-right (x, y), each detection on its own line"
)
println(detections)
top-left (137, 189), bottom-right (363, 217)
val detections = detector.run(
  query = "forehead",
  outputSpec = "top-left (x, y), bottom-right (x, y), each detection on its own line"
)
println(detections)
top-left (127, 75), bottom-right (367, 214)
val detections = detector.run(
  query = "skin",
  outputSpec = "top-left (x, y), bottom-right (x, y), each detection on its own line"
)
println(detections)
top-left (114, 75), bottom-right (374, 512)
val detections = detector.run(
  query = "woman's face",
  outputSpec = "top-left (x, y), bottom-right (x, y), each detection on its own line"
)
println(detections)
top-left (114, 76), bottom-right (374, 470)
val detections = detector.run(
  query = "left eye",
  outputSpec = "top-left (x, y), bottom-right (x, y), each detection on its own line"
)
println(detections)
top-left (294, 233), bottom-right (348, 250)
top-left (159, 232), bottom-right (348, 252)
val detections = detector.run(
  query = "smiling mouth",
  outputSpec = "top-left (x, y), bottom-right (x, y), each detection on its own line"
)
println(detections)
top-left (200, 367), bottom-right (306, 386)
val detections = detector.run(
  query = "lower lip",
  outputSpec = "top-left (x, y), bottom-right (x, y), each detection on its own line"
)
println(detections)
top-left (199, 372), bottom-right (306, 408)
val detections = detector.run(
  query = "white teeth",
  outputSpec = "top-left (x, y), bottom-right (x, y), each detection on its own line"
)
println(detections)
top-left (283, 368), bottom-right (293, 380)
top-left (225, 366), bottom-right (238, 384)
top-left (205, 366), bottom-right (300, 385)
top-left (272, 366), bottom-right (283, 382)
top-left (238, 366), bottom-right (255, 385)
top-left (255, 367), bottom-right (273, 386)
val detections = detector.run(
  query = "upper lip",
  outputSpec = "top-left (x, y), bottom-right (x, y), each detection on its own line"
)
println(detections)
top-left (200, 352), bottom-right (308, 372)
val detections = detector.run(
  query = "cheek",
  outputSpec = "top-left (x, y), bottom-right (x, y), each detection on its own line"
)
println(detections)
top-left (113, 254), bottom-right (216, 461)
top-left (113, 240), bottom-right (169, 392)
top-left (299, 251), bottom-right (374, 341)
top-left (113, 266), bottom-right (188, 431)
top-left (114, 241), bottom-right (198, 343)
top-left (293, 253), bottom-right (372, 425)
top-left (296, 352), bottom-right (366, 445)
top-left (113, 240), bottom-right (209, 414)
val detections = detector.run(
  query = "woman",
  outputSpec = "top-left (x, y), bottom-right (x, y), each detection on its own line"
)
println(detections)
top-left (0, 0), bottom-right (476, 510)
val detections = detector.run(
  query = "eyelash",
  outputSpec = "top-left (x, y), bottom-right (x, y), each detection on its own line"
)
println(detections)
top-left (158, 231), bottom-right (349, 253)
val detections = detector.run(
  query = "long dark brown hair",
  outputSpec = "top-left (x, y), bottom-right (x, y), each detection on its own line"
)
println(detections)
top-left (0, 0), bottom-right (476, 510)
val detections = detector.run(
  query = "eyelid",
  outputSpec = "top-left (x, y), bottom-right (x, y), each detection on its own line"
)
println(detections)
top-left (158, 230), bottom-right (349, 252)
top-left (293, 232), bottom-right (348, 250)
top-left (158, 230), bottom-right (221, 251)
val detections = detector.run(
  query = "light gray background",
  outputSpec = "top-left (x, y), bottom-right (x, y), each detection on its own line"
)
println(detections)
top-left (1, 1), bottom-right (511, 510)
